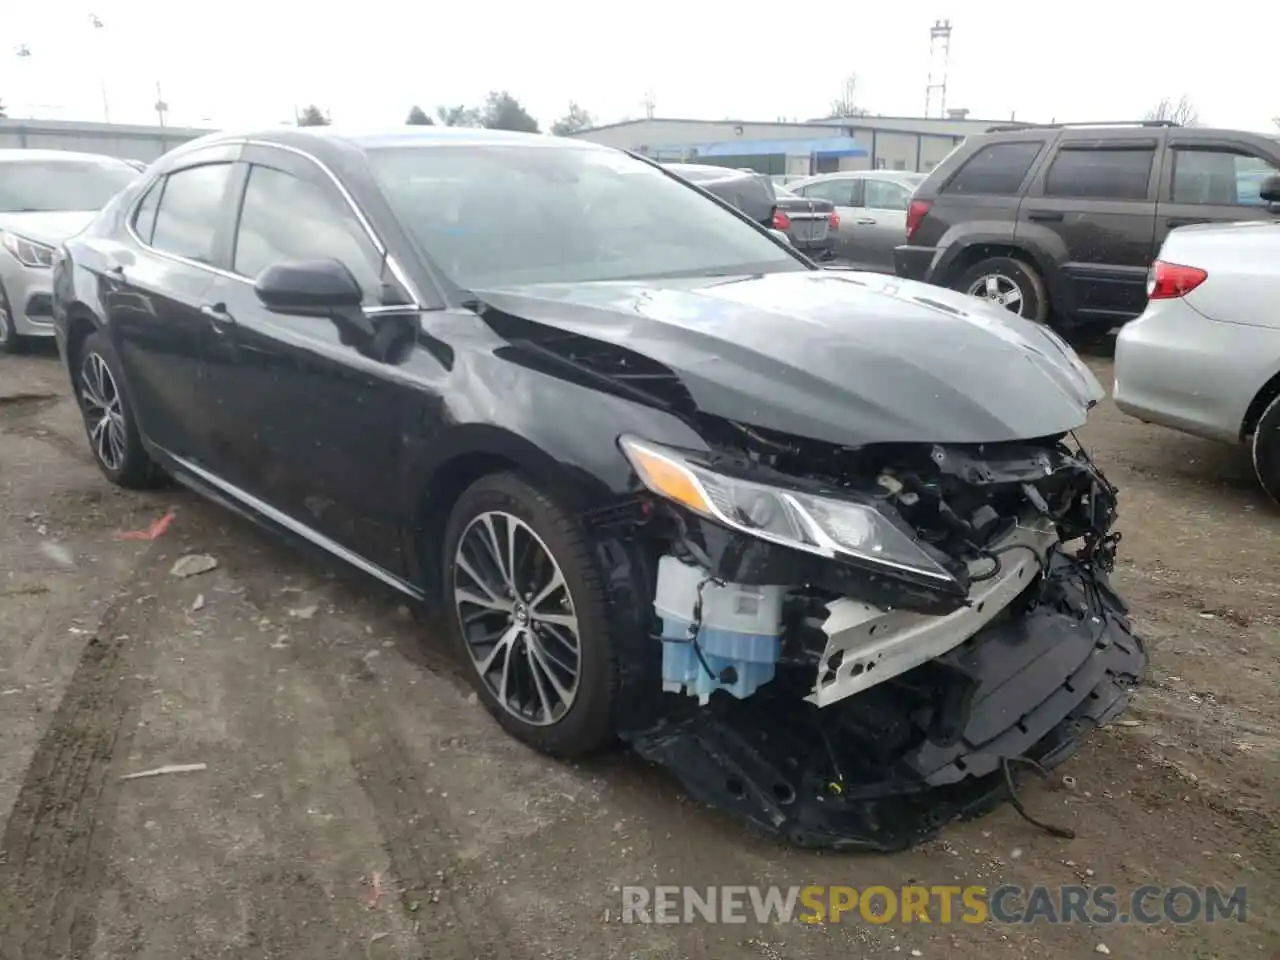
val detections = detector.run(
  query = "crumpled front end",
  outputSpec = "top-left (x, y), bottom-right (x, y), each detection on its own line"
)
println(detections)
top-left (614, 428), bottom-right (1147, 851)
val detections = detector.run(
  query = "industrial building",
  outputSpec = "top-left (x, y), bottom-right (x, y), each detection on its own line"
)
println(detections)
top-left (0, 117), bottom-right (211, 163)
top-left (568, 113), bottom-right (1004, 178)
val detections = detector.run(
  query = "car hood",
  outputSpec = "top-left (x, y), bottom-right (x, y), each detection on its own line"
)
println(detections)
top-left (473, 270), bottom-right (1105, 448)
top-left (0, 210), bottom-right (96, 246)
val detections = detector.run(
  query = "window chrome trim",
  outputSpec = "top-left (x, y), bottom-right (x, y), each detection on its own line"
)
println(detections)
top-left (123, 138), bottom-right (431, 313)
top-left (242, 139), bottom-right (427, 308)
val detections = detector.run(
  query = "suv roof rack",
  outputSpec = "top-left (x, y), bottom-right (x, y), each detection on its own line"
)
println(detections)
top-left (983, 120), bottom-right (1181, 133)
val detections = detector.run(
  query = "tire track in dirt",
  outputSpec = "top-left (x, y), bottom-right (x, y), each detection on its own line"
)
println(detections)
top-left (0, 561), bottom-right (158, 960)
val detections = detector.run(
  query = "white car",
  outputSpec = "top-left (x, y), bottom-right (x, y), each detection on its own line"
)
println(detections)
top-left (1113, 205), bottom-right (1280, 504)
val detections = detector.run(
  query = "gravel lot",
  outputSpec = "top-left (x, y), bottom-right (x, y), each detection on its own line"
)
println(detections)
top-left (1, 344), bottom-right (1276, 960)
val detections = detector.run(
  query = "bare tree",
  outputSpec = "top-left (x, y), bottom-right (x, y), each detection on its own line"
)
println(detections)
top-left (827, 73), bottom-right (869, 119)
top-left (550, 102), bottom-right (594, 136)
top-left (1144, 95), bottom-right (1199, 126)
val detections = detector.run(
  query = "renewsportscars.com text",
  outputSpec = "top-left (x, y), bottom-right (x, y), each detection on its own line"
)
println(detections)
top-left (620, 884), bottom-right (1248, 926)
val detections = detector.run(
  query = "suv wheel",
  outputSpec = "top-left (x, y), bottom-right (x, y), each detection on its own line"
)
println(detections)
top-left (954, 256), bottom-right (1049, 324)
top-left (1251, 393), bottom-right (1280, 507)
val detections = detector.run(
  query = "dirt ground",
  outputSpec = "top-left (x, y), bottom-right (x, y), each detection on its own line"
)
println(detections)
top-left (1, 342), bottom-right (1275, 960)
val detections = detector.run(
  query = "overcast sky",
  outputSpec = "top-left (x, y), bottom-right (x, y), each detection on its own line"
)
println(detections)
top-left (3, 1), bottom-right (1276, 134)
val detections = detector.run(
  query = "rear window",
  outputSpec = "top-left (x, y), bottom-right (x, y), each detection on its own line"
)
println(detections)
top-left (1044, 146), bottom-right (1155, 200)
top-left (943, 141), bottom-right (1043, 196)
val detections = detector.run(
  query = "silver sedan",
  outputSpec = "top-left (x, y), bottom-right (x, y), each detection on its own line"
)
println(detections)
top-left (0, 150), bottom-right (139, 353)
top-left (784, 170), bottom-right (924, 272)
top-left (1114, 212), bottom-right (1280, 505)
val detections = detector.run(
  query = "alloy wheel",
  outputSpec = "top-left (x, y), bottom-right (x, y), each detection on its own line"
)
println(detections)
top-left (453, 510), bottom-right (581, 726)
top-left (79, 352), bottom-right (127, 472)
top-left (0, 304), bottom-right (11, 344)
top-left (966, 273), bottom-right (1025, 314)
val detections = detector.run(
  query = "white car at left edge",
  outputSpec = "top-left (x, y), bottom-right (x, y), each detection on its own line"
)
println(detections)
top-left (0, 149), bottom-right (141, 353)
top-left (1113, 175), bottom-right (1280, 505)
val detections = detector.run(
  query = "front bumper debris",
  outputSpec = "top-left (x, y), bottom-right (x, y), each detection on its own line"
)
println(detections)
top-left (622, 552), bottom-right (1146, 852)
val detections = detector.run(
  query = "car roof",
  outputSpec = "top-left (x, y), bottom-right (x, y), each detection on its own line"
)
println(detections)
top-left (794, 170), bottom-right (924, 184)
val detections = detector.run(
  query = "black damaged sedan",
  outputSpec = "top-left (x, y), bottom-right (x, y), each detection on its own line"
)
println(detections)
top-left (51, 127), bottom-right (1145, 850)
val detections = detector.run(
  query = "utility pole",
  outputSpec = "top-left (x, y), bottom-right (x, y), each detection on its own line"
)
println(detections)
top-left (924, 19), bottom-right (952, 119)
top-left (89, 13), bottom-right (110, 122)
top-left (154, 81), bottom-right (168, 128)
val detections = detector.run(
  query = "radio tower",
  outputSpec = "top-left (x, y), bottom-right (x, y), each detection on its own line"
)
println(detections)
top-left (925, 19), bottom-right (952, 119)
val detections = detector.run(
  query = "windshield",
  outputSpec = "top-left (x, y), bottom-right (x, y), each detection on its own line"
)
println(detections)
top-left (369, 144), bottom-right (805, 288)
top-left (0, 159), bottom-right (139, 213)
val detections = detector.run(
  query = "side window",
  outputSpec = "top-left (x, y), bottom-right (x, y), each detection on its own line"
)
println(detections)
top-left (149, 163), bottom-right (233, 264)
top-left (865, 180), bottom-right (910, 211)
top-left (800, 180), bottom-right (854, 205)
top-left (132, 179), bottom-right (163, 244)
top-left (1044, 146), bottom-right (1154, 200)
top-left (1171, 147), bottom-right (1280, 206)
top-left (944, 142), bottom-right (1043, 196)
top-left (232, 164), bottom-right (383, 301)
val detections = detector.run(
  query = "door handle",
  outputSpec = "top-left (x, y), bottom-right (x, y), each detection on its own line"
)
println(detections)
top-left (855, 217), bottom-right (877, 225)
top-left (1167, 217), bottom-right (1212, 228)
top-left (1027, 210), bottom-right (1065, 222)
top-left (200, 302), bottom-right (234, 332)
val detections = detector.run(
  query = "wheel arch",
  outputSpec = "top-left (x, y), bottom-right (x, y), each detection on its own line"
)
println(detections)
top-left (407, 423), bottom-right (614, 606)
top-left (63, 304), bottom-right (104, 381)
top-left (1242, 368), bottom-right (1280, 440)
top-left (938, 239), bottom-right (1070, 319)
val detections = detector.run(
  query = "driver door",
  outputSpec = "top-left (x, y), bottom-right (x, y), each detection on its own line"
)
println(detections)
top-left (200, 145), bottom-right (414, 574)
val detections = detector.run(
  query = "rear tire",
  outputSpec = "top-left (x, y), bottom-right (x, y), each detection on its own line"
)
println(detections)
top-left (441, 472), bottom-right (619, 758)
top-left (74, 330), bottom-right (163, 489)
top-left (1250, 393), bottom-right (1280, 507)
top-left (953, 256), bottom-right (1050, 324)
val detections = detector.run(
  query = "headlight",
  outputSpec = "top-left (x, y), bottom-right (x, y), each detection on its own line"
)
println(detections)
top-left (2, 231), bottom-right (56, 269)
top-left (619, 435), bottom-right (956, 585)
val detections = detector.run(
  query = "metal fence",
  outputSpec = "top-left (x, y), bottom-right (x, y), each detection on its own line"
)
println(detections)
top-left (0, 118), bottom-right (213, 162)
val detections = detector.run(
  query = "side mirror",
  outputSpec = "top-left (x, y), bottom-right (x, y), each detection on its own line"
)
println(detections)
top-left (1261, 174), bottom-right (1280, 211)
top-left (254, 258), bottom-right (364, 314)
top-left (254, 259), bottom-right (376, 339)
top-left (770, 228), bottom-right (792, 245)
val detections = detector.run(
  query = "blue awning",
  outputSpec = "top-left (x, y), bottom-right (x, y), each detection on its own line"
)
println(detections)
top-left (692, 136), bottom-right (866, 158)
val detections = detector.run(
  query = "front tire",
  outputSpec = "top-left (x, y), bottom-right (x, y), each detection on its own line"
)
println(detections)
top-left (75, 330), bottom-right (162, 488)
top-left (953, 256), bottom-right (1050, 324)
top-left (1251, 393), bottom-right (1280, 507)
top-left (0, 284), bottom-right (27, 355)
top-left (442, 472), bottom-right (619, 757)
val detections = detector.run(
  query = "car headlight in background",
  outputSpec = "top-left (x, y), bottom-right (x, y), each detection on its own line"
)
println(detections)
top-left (619, 435), bottom-right (956, 585)
top-left (2, 231), bottom-right (56, 269)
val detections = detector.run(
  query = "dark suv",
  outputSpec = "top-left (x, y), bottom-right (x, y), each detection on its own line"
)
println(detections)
top-left (894, 121), bottom-right (1280, 329)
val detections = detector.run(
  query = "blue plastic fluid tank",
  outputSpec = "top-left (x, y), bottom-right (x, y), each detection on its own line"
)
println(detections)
top-left (652, 556), bottom-right (785, 704)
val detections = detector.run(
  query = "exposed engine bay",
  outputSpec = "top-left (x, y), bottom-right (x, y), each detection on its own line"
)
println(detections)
top-left (615, 425), bottom-right (1146, 851)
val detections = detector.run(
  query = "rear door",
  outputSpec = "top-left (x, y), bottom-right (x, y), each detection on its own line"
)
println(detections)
top-left (859, 178), bottom-right (915, 271)
top-left (105, 144), bottom-right (240, 461)
top-left (1017, 133), bottom-right (1160, 324)
top-left (1155, 136), bottom-right (1280, 247)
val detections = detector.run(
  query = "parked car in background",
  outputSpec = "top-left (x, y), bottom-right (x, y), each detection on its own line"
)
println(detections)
top-left (895, 121), bottom-right (1280, 328)
top-left (0, 149), bottom-right (140, 352)
top-left (663, 162), bottom-right (776, 229)
top-left (1114, 188), bottom-right (1280, 504)
top-left (51, 126), bottom-right (1143, 850)
top-left (786, 170), bottom-right (925, 272)
top-left (768, 182), bottom-right (837, 260)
